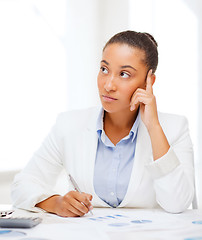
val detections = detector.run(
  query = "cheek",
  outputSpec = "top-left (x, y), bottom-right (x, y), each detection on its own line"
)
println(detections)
top-left (97, 73), bottom-right (107, 92)
top-left (128, 89), bottom-right (137, 102)
top-left (130, 78), bottom-right (146, 93)
top-left (122, 80), bottom-right (146, 103)
top-left (122, 84), bottom-right (139, 101)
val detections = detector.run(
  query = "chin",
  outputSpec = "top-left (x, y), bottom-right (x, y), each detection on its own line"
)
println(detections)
top-left (102, 105), bottom-right (113, 113)
top-left (100, 103), bottom-right (114, 113)
top-left (101, 102), bottom-right (128, 114)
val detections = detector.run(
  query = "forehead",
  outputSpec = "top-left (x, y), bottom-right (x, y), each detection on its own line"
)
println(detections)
top-left (102, 43), bottom-right (146, 66)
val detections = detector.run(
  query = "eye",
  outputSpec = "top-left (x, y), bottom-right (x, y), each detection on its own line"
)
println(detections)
top-left (120, 72), bottom-right (130, 78)
top-left (100, 66), bottom-right (108, 74)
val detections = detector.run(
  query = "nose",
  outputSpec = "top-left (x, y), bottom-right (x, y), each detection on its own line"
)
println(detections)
top-left (104, 75), bottom-right (116, 92)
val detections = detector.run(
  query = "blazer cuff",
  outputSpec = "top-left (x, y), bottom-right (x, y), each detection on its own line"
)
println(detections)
top-left (15, 192), bottom-right (59, 213)
top-left (145, 147), bottom-right (180, 179)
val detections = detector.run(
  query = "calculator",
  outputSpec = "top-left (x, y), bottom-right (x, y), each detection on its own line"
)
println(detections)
top-left (0, 217), bottom-right (42, 228)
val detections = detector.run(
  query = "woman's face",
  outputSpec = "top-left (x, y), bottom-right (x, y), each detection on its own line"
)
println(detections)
top-left (97, 43), bottom-right (148, 114)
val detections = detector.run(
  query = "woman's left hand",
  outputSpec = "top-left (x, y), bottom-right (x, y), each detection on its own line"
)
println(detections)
top-left (130, 69), bottom-right (170, 160)
top-left (130, 69), bottom-right (159, 132)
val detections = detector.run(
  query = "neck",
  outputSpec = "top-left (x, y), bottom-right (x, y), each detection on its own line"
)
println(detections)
top-left (104, 107), bottom-right (139, 131)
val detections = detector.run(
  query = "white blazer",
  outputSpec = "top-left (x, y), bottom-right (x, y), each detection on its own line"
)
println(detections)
top-left (11, 107), bottom-right (195, 213)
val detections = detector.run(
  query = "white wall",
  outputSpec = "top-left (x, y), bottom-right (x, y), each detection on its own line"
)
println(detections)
top-left (0, 0), bottom-right (68, 172)
top-left (64, 0), bottom-right (130, 110)
top-left (182, 0), bottom-right (202, 209)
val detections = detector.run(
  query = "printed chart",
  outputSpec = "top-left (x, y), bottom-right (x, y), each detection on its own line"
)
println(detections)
top-left (88, 213), bottom-right (152, 228)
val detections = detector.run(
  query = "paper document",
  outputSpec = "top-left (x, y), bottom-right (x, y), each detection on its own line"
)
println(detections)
top-left (66, 208), bottom-right (195, 232)
top-left (0, 223), bottom-right (109, 240)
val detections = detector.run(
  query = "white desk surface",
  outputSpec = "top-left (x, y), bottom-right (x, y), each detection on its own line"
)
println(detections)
top-left (1, 205), bottom-right (202, 240)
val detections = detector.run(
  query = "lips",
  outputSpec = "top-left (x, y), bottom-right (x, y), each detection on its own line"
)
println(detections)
top-left (102, 95), bottom-right (118, 102)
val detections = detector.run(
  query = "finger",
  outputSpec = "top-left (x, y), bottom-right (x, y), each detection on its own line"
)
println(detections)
top-left (130, 92), bottom-right (148, 111)
top-left (63, 193), bottom-right (88, 216)
top-left (62, 209), bottom-right (78, 217)
top-left (69, 191), bottom-right (92, 212)
top-left (85, 193), bottom-right (93, 202)
top-left (131, 95), bottom-right (150, 111)
top-left (130, 88), bottom-right (147, 104)
top-left (82, 193), bottom-right (93, 210)
top-left (68, 197), bottom-right (89, 215)
top-left (146, 69), bottom-right (153, 94)
top-left (58, 207), bottom-right (80, 217)
top-left (131, 91), bottom-right (147, 105)
top-left (70, 192), bottom-right (91, 213)
top-left (76, 192), bottom-right (93, 210)
top-left (65, 210), bottom-right (81, 217)
top-left (65, 200), bottom-right (86, 216)
top-left (136, 96), bottom-right (150, 105)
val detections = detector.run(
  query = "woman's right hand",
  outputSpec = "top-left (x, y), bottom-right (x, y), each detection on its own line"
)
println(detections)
top-left (36, 191), bottom-right (93, 217)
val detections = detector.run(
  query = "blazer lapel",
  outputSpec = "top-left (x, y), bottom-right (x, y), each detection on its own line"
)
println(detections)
top-left (119, 119), bottom-right (153, 207)
top-left (81, 108), bottom-right (109, 207)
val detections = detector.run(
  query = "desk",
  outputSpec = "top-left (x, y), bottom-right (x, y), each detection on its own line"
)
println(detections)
top-left (1, 206), bottom-right (202, 240)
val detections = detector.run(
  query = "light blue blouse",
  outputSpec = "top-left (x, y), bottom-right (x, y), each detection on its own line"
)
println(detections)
top-left (93, 108), bottom-right (140, 207)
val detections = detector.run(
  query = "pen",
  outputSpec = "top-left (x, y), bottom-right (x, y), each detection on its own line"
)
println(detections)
top-left (68, 174), bottom-right (93, 215)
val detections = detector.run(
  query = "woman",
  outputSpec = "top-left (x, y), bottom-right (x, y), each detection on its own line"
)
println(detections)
top-left (11, 31), bottom-right (194, 217)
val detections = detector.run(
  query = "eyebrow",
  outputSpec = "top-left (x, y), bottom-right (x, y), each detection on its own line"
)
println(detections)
top-left (101, 60), bottom-right (109, 65)
top-left (121, 65), bottom-right (137, 71)
top-left (100, 60), bottom-right (137, 71)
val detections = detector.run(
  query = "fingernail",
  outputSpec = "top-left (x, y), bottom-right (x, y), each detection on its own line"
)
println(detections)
top-left (130, 105), bottom-right (135, 111)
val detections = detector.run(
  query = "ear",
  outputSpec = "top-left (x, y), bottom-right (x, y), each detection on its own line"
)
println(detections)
top-left (151, 74), bottom-right (156, 86)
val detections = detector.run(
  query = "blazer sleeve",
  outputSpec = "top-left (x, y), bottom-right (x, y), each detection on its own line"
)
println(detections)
top-left (145, 115), bottom-right (195, 213)
top-left (11, 114), bottom-right (65, 212)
